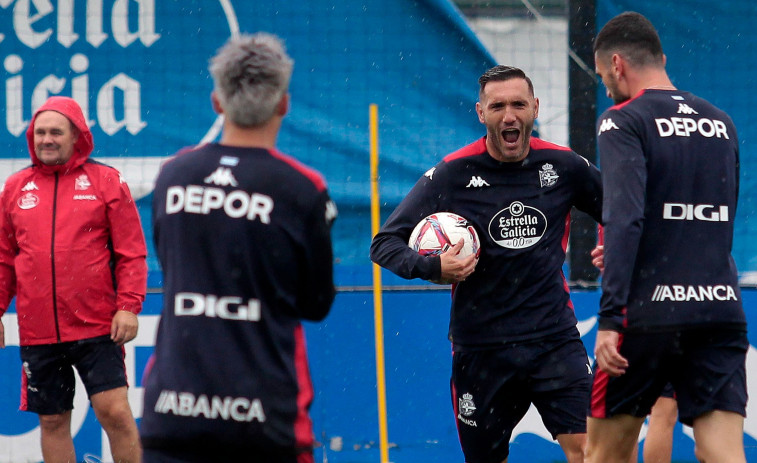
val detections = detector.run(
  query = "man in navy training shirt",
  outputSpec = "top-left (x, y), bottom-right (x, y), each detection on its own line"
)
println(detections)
top-left (370, 65), bottom-right (602, 463)
top-left (140, 33), bottom-right (337, 463)
top-left (585, 12), bottom-right (747, 463)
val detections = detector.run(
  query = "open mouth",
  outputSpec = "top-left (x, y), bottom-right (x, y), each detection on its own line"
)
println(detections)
top-left (502, 128), bottom-right (520, 144)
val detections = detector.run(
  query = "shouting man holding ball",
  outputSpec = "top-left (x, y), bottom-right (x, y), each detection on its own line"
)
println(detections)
top-left (370, 65), bottom-right (602, 463)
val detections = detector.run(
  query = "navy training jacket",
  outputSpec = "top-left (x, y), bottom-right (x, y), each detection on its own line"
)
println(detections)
top-left (140, 143), bottom-right (336, 458)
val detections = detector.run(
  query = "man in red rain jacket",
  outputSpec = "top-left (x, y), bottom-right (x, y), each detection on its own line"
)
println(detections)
top-left (0, 96), bottom-right (147, 463)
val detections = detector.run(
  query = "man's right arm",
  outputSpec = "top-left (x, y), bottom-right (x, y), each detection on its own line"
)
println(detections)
top-left (369, 173), bottom-right (443, 282)
top-left (0, 187), bottom-right (17, 349)
top-left (0, 188), bottom-right (17, 320)
top-left (597, 109), bottom-right (647, 331)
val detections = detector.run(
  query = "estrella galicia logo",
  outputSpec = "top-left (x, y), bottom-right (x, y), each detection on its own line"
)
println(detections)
top-left (488, 201), bottom-right (547, 249)
top-left (0, 1), bottom-right (240, 194)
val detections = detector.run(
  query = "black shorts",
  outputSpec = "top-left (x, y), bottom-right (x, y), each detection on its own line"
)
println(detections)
top-left (19, 335), bottom-right (128, 414)
top-left (590, 328), bottom-right (747, 426)
top-left (451, 329), bottom-right (592, 463)
top-left (660, 382), bottom-right (675, 399)
top-left (143, 447), bottom-right (314, 463)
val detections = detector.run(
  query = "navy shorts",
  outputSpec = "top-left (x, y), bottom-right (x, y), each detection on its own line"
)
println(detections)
top-left (590, 328), bottom-right (747, 426)
top-left (19, 335), bottom-right (128, 414)
top-left (451, 329), bottom-right (592, 463)
top-left (143, 447), bottom-right (313, 463)
top-left (660, 382), bottom-right (675, 399)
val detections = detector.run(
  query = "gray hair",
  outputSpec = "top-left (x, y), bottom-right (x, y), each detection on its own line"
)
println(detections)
top-left (209, 33), bottom-right (294, 127)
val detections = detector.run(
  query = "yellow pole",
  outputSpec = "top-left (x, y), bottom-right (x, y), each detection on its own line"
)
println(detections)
top-left (369, 104), bottom-right (390, 463)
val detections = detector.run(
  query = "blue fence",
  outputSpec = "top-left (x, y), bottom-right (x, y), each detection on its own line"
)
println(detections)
top-left (2, 288), bottom-right (757, 462)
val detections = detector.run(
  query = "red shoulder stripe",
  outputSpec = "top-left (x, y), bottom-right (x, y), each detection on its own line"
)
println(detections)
top-left (443, 137), bottom-right (487, 162)
top-left (529, 137), bottom-right (572, 152)
top-left (268, 149), bottom-right (327, 192)
top-left (609, 89), bottom-right (646, 111)
top-left (160, 145), bottom-right (203, 169)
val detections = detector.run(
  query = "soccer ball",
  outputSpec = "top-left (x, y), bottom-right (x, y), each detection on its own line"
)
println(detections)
top-left (408, 212), bottom-right (480, 258)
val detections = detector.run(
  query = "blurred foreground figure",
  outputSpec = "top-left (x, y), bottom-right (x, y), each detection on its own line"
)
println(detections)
top-left (140, 33), bottom-right (337, 463)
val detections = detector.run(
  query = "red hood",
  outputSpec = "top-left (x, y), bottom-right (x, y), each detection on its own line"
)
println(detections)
top-left (25, 96), bottom-right (94, 173)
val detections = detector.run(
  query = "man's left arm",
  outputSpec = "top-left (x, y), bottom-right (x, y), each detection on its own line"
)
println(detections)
top-left (103, 171), bottom-right (148, 345)
top-left (572, 152), bottom-right (603, 224)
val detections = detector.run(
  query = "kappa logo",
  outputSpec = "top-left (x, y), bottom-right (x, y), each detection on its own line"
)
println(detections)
top-left (424, 167), bottom-right (436, 180)
top-left (22, 362), bottom-right (38, 392)
top-left (466, 175), bottom-right (490, 188)
top-left (75, 174), bottom-right (91, 190)
top-left (598, 118), bottom-right (619, 135)
top-left (677, 103), bottom-right (698, 115)
top-left (21, 181), bottom-right (38, 191)
top-left (325, 200), bottom-right (338, 223)
top-left (203, 167), bottom-right (238, 187)
top-left (539, 163), bottom-right (558, 188)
